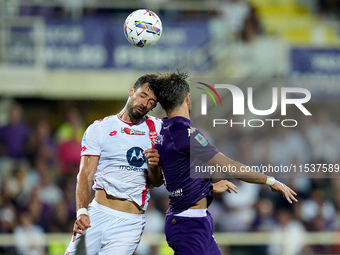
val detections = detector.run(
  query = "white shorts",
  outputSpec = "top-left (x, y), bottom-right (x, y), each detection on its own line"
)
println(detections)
top-left (65, 199), bottom-right (146, 255)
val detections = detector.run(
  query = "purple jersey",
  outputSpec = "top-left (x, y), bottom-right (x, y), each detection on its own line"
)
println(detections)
top-left (155, 116), bottom-right (219, 214)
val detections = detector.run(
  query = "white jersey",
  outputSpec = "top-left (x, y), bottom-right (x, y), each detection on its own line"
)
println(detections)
top-left (81, 114), bottom-right (162, 211)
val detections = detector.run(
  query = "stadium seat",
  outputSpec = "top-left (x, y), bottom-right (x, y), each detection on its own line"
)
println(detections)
top-left (247, 0), bottom-right (340, 45)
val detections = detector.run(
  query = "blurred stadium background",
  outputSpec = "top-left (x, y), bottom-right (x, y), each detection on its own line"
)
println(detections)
top-left (1, 0), bottom-right (340, 254)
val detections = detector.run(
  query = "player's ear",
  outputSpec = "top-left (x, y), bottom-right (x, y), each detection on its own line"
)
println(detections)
top-left (185, 93), bottom-right (190, 103)
top-left (128, 87), bottom-right (135, 96)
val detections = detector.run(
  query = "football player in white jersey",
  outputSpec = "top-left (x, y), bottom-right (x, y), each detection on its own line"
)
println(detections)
top-left (65, 74), bottom-right (163, 255)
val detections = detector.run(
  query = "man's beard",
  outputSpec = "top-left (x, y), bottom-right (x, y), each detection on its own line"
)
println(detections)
top-left (128, 104), bottom-right (145, 121)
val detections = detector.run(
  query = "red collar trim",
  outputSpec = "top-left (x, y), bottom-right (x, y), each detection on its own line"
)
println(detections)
top-left (117, 114), bottom-right (147, 126)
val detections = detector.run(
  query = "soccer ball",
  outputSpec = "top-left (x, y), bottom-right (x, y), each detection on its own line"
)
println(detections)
top-left (124, 9), bottom-right (162, 48)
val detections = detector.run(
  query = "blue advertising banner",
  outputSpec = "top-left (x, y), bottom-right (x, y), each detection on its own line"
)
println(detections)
top-left (7, 17), bottom-right (211, 70)
top-left (290, 48), bottom-right (340, 75)
top-left (289, 48), bottom-right (340, 99)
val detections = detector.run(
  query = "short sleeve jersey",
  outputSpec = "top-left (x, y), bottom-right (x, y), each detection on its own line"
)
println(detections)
top-left (81, 114), bottom-right (161, 211)
top-left (154, 116), bottom-right (219, 215)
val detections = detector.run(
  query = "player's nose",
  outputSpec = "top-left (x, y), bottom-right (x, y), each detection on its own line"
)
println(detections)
top-left (140, 98), bottom-right (148, 108)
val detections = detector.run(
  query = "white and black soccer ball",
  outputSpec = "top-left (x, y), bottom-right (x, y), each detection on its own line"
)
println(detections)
top-left (124, 9), bottom-right (162, 47)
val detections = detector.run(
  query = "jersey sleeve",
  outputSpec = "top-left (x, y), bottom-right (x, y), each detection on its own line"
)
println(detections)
top-left (81, 122), bottom-right (101, 156)
top-left (171, 122), bottom-right (219, 163)
top-left (190, 127), bottom-right (219, 163)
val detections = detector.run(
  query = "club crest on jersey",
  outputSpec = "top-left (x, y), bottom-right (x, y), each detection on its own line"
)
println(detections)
top-left (195, 133), bottom-right (208, 147)
top-left (126, 147), bottom-right (146, 167)
top-left (149, 131), bottom-right (158, 146)
top-left (155, 134), bottom-right (163, 145)
top-left (121, 127), bottom-right (145, 135)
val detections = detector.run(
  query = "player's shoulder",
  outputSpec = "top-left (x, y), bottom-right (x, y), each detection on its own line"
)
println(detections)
top-left (145, 115), bottom-right (163, 131)
top-left (145, 114), bottom-right (162, 124)
top-left (165, 117), bottom-right (191, 151)
top-left (88, 115), bottom-right (117, 130)
top-left (166, 116), bottom-right (191, 131)
top-left (161, 117), bottom-right (191, 142)
top-left (95, 115), bottom-right (116, 124)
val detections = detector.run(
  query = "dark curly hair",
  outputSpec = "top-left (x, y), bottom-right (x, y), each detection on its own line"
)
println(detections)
top-left (133, 74), bottom-right (159, 100)
top-left (154, 72), bottom-right (190, 113)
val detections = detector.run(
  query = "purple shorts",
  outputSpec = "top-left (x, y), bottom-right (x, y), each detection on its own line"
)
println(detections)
top-left (164, 211), bottom-right (222, 255)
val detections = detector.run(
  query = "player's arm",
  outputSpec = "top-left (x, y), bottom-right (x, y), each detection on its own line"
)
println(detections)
top-left (144, 148), bottom-right (163, 187)
top-left (208, 152), bottom-right (298, 203)
top-left (72, 155), bottom-right (99, 241)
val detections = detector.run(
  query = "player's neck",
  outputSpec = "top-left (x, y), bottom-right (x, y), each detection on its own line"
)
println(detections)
top-left (167, 105), bottom-right (190, 120)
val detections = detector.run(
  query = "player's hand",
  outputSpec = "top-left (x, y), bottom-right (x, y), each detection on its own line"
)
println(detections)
top-left (270, 181), bottom-right (298, 204)
top-left (213, 180), bottom-right (238, 194)
top-left (144, 148), bottom-right (160, 166)
top-left (72, 214), bottom-right (91, 242)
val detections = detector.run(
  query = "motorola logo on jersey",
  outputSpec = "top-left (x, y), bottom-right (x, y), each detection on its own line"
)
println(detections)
top-left (126, 147), bottom-right (146, 167)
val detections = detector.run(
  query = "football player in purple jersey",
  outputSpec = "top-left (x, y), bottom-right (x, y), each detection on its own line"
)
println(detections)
top-left (153, 72), bottom-right (298, 254)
